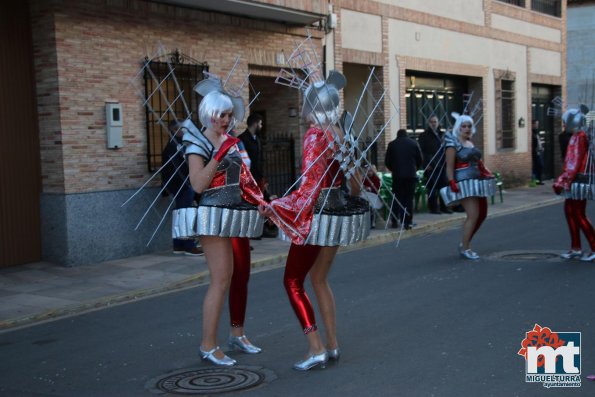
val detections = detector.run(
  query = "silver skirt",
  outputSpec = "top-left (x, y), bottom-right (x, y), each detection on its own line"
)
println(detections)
top-left (562, 183), bottom-right (595, 200)
top-left (279, 211), bottom-right (371, 246)
top-left (440, 178), bottom-right (497, 206)
top-left (172, 206), bottom-right (264, 239)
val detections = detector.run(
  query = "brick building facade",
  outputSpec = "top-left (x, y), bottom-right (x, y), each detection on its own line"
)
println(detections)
top-left (333, 0), bottom-right (566, 183)
top-left (0, 0), bottom-right (566, 267)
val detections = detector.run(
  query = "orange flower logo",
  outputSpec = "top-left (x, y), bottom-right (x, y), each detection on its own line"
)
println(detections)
top-left (518, 324), bottom-right (565, 368)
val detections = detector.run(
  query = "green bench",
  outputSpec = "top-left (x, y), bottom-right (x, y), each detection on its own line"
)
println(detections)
top-left (377, 171), bottom-right (428, 214)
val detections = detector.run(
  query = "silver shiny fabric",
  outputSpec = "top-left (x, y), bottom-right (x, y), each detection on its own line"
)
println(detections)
top-left (172, 206), bottom-right (264, 238)
top-left (563, 183), bottom-right (595, 200)
top-left (440, 178), bottom-right (497, 206)
top-left (278, 210), bottom-right (371, 246)
top-left (455, 163), bottom-right (481, 180)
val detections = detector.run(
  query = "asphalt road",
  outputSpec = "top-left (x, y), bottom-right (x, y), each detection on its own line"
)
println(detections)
top-left (1, 202), bottom-right (594, 397)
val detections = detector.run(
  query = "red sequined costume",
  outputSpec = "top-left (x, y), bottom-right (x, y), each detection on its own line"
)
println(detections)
top-left (267, 126), bottom-right (370, 333)
top-left (553, 130), bottom-right (595, 252)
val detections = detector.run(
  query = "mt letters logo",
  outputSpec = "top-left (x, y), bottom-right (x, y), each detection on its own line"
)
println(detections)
top-left (518, 324), bottom-right (581, 388)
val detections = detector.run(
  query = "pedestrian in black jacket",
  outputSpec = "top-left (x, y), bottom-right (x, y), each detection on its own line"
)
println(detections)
top-left (385, 129), bottom-right (423, 229)
top-left (418, 115), bottom-right (452, 213)
top-left (238, 113), bottom-right (265, 191)
top-left (161, 121), bottom-right (202, 255)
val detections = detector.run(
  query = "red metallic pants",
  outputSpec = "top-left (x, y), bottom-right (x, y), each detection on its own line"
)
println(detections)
top-left (229, 237), bottom-right (251, 327)
top-left (471, 197), bottom-right (488, 241)
top-left (564, 199), bottom-right (595, 251)
top-left (284, 243), bottom-right (322, 334)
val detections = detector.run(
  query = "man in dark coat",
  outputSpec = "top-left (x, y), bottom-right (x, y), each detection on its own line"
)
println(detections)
top-left (237, 113), bottom-right (277, 237)
top-left (238, 113), bottom-right (264, 190)
top-left (531, 119), bottom-right (545, 185)
top-left (385, 129), bottom-right (423, 229)
top-left (417, 115), bottom-right (452, 213)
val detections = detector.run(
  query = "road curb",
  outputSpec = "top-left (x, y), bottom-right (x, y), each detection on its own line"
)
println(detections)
top-left (0, 197), bottom-right (561, 332)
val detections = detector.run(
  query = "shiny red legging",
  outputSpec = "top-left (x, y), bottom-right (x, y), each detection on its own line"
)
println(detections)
top-left (470, 197), bottom-right (488, 241)
top-left (564, 199), bottom-right (595, 251)
top-left (284, 243), bottom-right (322, 334)
top-left (229, 237), bottom-right (251, 328)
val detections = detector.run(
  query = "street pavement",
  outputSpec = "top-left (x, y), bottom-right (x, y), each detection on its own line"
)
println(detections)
top-left (2, 182), bottom-right (595, 396)
top-left (0, 183), bottom-right (560, 331)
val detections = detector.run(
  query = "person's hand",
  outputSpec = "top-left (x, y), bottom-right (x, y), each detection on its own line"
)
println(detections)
top-left (258, 204), bottom-right (273, 218)
top-left (214, 135), bottom-right (240, 162)
top-left (449, 179), bottom-right (460, 193)
top-left (553, 184), bottom-right (562, 195)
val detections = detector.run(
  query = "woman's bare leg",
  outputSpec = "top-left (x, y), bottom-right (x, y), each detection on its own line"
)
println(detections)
top-left (310, 246), bottom-right (340, 350)
top-left (460, 197), bottom-right (479, 250)
top-left (200, 236), bottom-right (233, 359)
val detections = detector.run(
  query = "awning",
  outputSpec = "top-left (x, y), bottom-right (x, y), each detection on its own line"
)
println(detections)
top-left (150, 0), bottom-right (327, 26)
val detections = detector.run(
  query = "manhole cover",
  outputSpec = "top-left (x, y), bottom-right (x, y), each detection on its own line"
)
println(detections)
top-left (500, 253), bottom-right (559, 261)
top-left (488, 250), bottom-right (561, 262)
top-left (147, 366), bottom-right (276, 395)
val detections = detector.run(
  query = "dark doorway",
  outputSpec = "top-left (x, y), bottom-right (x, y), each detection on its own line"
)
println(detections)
top-left (248, 75), bottom-right (297, 197)
top-left (405, 71), bottom-right (468, 140)
top-left (532, 85), bottom-right (557, 179)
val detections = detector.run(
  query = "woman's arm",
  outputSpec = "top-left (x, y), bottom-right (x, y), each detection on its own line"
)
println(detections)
top-left (187, 154), bottom-right (220, 193)
top-left (445, 147), bottom-right (456, 182)
top-left (349, 168), bottom-right (363, 196)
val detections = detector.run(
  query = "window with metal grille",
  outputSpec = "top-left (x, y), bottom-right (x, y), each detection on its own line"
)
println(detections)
top-left (531, 0), bottom-right (561, 17)
top-left (496, 0), bottom-right (526, 7)
top-left (500, 80), bottom-right (515, 149)
top-left (143, 51), bottom-right (208, 172)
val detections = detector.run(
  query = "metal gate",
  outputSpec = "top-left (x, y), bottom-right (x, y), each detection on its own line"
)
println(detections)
top-left (262, 137), bottom-right (377, 197)
top-left (262, 138), bottom-right (295, 197)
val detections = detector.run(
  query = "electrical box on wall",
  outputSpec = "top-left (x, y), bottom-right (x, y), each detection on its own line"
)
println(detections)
top-left (106, 102), bottom-right (123, 149)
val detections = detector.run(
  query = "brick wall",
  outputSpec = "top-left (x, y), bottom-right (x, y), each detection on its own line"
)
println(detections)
top-left (30, 0), bottom-right (322, 194)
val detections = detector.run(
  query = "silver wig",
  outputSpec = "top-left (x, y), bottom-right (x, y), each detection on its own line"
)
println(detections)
top-left (451, 112), bottom-right (476, 139)
top-left (198, 91), bottom-right (235, 130)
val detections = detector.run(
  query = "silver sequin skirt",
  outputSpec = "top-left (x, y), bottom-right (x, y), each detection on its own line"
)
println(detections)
top-left (562, 183), bottom-right (595, 200)
top-left (172, 206), bottom-right (264, 239)
top-left (279, 211), bottom-right (371, 246)
top-left (440, 178), bottom-right (497, 206)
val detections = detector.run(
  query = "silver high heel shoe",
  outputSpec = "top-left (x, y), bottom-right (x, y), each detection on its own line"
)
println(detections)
top-left (459, 243), bottom-right (479, 260)
top-left (561, 250), bottom-right (582, 259)
top-left (199, 346), bottom-right (237, 366)
top-left (461, 249), bottom-right (480, 260)
top-left (328, 348), bottom-right (341, 361)
top-left (293, 351), bottom-right (328, 371)
top-left (228, 335), bottom-right (262, 354)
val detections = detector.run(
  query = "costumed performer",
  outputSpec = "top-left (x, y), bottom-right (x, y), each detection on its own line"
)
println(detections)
top-left (552, 106), bottom-right (595, 261)
top-left (173, 77), bottom-right (266, 366)
top-left (260, 71), bottom-right (370, 370)
top-left (441, 113), bottom-right (496, 260)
